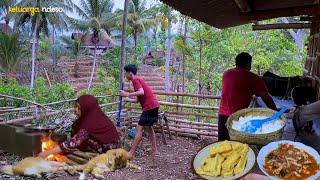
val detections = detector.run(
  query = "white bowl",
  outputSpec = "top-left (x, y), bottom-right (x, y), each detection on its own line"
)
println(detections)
top-left (257, 140), bottom-right (320, 180)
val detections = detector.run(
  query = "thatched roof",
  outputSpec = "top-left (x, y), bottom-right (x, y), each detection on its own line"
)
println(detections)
top-left (71, 33), bottom-right (115, 48)
top-left (160, 0), bottom-right (320, 28)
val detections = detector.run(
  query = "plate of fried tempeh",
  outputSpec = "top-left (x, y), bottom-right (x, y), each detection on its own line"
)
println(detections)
top-left (192, 141), bottom-right (256, 180)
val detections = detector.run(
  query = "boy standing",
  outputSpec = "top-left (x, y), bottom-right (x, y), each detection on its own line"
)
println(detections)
top-left (120, 64), bottom-right (160, 159)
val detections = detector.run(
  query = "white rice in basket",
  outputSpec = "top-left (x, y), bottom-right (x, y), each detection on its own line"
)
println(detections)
top-left (232, 115), bottom-right (284, 134)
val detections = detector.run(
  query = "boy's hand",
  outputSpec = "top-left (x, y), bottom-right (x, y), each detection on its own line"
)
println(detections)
top-left (119, 90), bottom-right (129, 97)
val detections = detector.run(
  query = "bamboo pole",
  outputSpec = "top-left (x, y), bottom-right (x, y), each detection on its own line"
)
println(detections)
top-left (131, 122), bottom-right (217, 131)
top-left (44, 68), bottom-right (52, 87)
top-left (166, 117), bottom-right (217, 127)
top-left (165, 111), bottom-right (217, 118)
top-left (0, 94), bottom-right (48, 109)
top-left (153, 91), bottom-right (221, 99)
top-left (125, 102), bottom-right (218, 110)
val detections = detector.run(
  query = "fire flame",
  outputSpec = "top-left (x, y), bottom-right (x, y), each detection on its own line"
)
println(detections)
top-left (41, 132), bottom-right (65, 162)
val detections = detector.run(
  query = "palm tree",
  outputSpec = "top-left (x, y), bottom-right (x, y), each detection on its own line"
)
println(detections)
top-left (72, 0), bottom-right (114, 91)
top-left (0, 32), bottom-right (28, 81)
top-left (14, 0), bottom-right (73, 89)
top-left (60, 32), bottom-right (88, 77)
top-left (121, 0), bottom-right (155, 54)
top-left (0, 0), bottom-right (16, 29)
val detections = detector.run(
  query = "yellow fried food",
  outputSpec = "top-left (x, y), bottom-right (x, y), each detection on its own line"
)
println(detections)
top-left (221, 168), bottom-right (234, 177)
top-left (222, 152), bottom-right (241, 170)
top-left (209, 141), bottom-right (232, 155)
top-left (234, 154), bottom-right (248, 174)
top-left (196, 141), bottom-right (249, 178)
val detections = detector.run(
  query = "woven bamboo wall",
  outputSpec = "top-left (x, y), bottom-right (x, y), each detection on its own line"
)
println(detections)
top-left (304, 21), bottom-right (320, 99)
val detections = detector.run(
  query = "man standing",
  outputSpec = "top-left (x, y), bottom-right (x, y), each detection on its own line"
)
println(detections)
top-left (120, 64), bottom-right (160, 159)
top-left (218, 52), bottom-right (277, 141)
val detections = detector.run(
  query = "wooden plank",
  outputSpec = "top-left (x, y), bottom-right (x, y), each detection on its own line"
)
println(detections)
top-left (165, 111), bottom-right (218, 118)
top-left (308, 33), bottom-right (320, 40)
top-left (234, 0), bottom-right (249, 12)
top-left (252, 23), bottom-right (311, 31)
top-left (241, 5), bottom-right (320, 21)
top-left (125, 102), bottom-right (218, 110)
top-left (300, 16), bottom-right (320, 22)
top-left (153, 91), bottom-right (221, 99)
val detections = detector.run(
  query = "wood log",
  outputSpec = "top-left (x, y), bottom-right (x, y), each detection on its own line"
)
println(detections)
top-left (67, 154), bottom-right (88, 164)
top-left (154, 128), bottom-right (217, 140)
top-left (71, 151), bottom-right (97, 160)
top-left (164, 127), bottom-right (217, 136)
top-left (252, 23), bottom-right (311, 31)
top-left (153, 91), bottom-right (221, 99)
top-left (61, 155), bottom-right (79, 165)
top-left (165, 111), bottom-right (218, 118)
top-left (159, 101), bottom-right (218, 110)
top-left (166, 117), bottom-right (217, 127)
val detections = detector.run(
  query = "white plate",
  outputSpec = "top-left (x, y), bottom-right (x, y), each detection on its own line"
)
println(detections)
top-left (257, 140), bottom-right (320, 180)
top-left (192, 141), bottom-right (256, 180)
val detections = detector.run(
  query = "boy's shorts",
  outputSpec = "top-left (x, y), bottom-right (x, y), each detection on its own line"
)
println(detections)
top-left (138, 107), bottom-right (159, 126)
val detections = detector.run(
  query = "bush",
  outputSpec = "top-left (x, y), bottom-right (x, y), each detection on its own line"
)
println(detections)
top-left (0, 77), bottom-right (75, 107)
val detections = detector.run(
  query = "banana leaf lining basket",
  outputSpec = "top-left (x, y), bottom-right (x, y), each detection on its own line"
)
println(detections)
top-left (226, 108), bottom-right (286, 145)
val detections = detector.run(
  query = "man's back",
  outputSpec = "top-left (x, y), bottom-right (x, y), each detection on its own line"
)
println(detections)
top-left (219, 68), bottom-right (268, 116)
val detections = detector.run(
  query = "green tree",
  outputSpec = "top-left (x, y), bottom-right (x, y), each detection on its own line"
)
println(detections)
top-left (0, 32), bottom-right (28, 81)
top-left (72, 0), bottom-right (114, 91)
top-left (14, 0), bottom-right (73, 89)
top-left (60, 32), bottom-right (88, 77)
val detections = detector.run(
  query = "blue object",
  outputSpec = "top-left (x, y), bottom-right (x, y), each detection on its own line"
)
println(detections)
top-left (242, 107), bottom-right (287, 133)
top-left (128, 128), bottom-right (136, 138)
top-left (116, 83), bottom-right (124, 127)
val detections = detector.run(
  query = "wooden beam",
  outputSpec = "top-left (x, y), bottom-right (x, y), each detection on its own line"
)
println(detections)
top-left (241, 5), bottom-right (320, 21)
top-left (252, 23), bottom-right (311, 30)
top-left (300, 16), bottom-right (320, 22)
top-left (153, 91), bottom-right (221, 99)
top-left (234, 0), bottom-right (249, 12)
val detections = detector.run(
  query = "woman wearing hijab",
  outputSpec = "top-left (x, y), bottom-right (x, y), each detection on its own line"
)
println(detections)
top-left (38, 95), bottom-right (120, 158)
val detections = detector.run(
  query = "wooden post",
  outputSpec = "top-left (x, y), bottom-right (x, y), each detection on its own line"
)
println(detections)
top-left (44, 68), bottom-right (52, 87)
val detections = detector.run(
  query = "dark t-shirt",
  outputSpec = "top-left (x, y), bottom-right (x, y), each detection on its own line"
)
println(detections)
top-left (132, 76), bottom-right (160, 111)
top-left (219, 68), bottom-right (270, 116)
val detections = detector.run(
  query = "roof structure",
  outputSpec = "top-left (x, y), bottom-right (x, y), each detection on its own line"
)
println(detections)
top-left (160, 0), bottom-right (320, 28)
top-left (71, 33), bottom-right (115, 48)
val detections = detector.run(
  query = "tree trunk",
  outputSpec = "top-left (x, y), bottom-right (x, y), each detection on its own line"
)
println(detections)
top-left (164, 7), bottom-right (172, 92)
top-left (182, 16), bottom-right (188, 93)
top-left (197, 25), bottom-right (203, 122)
top-left (74, 56), bottom-right (79, 78)
top-left (134, 31), bottom-right (137, 58)
top-left (52, 24), bottom-right (56, 72)
top-left (87, 43), bottom-right (97, 91)
top-left (280, 17), bottom-right (306, 60)
top-left (30, 16), bottom-right (39, 89)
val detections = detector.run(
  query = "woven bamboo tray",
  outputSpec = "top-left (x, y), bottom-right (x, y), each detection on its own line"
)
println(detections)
top-left (226, 108), bottom-right (286, 145)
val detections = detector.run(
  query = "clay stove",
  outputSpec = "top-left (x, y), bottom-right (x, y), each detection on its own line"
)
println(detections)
top-left (0, 124), bottom-right (67, 157)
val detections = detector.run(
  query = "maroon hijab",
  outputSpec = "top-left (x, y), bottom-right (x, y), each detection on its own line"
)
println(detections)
top-left (72, 95), bottom-right (119, 144)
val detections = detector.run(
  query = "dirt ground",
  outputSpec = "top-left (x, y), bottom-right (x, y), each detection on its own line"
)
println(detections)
top-left (0, 134), bottom-right (214, 180)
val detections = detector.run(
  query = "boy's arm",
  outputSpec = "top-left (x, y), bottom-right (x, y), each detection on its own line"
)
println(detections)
top-left (125, 96), bottom-right (138, 103)
top-left (120, 88), bottom-right (144, 97)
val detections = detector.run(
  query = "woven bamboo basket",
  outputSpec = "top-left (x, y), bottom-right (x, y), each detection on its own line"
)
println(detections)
top-left (226, 108), bottom-right (286, 145)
